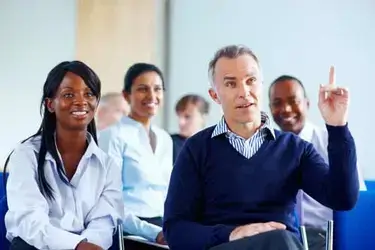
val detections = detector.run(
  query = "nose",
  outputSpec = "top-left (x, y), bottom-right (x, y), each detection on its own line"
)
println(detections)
top-left (282, 104), bottom-right (292, 113)
top-left (238, 82), bottom-right (251, 98)
top-left (178, 117), bottom-right (186, 127)
top-left (73, 93), bottom-right (88, 105)
top-left (146, 88), bottom-right (157, 101)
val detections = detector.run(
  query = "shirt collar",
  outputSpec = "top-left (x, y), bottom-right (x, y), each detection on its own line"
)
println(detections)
top-left (298, 121), bottom-right (315, 142)
top-left (211, 111), bottom-right (275, 139)
top-left (46, 132), bottom-right (103, 165)
top-left (121, 116), bottom-right (155, 133)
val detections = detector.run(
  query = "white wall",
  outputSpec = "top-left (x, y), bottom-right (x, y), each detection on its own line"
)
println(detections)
top-left (167, 0), bottom-right (375, 178)
top-left (0, 0), bottom-right (76, 164)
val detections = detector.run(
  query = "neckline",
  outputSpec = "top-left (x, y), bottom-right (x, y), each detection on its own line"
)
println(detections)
top-left (214, 134), bottom-right (272, 163)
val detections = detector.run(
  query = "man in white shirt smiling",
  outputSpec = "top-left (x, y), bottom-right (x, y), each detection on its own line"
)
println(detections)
top-left (268, 74), bottom-right (367, 250)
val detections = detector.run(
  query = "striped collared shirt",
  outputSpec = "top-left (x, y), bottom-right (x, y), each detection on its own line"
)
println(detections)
top-left (211, 112), bottom-right (275, 159)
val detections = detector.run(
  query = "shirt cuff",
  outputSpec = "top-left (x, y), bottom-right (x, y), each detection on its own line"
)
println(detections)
top-left (54, 233), bottom-right (86, 250)
top-left (325, 123), bottom-right (349, 135)
top-left (141, 223), bottom-right (162, 242)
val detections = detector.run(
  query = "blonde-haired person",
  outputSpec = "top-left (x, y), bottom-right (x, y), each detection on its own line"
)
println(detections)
top-left (96, 92), bottom-right (130, 131)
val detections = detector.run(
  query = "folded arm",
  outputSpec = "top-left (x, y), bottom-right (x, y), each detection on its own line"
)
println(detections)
top-left (163, 141), bottom-right (236, 250)
top-left (5, 146), bottom-right (85, 250)
top-left (300, 124), bottom-right (359, 210)
top-left (81, 157), bottom-right (124, 249)
top-left (122, 212), bottom-right (162, 242)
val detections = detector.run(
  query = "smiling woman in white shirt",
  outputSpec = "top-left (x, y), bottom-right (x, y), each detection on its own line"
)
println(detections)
top-left (98, 63), bottom-right (173, 246)
top-left (4, 61), bottom-right (124, 250)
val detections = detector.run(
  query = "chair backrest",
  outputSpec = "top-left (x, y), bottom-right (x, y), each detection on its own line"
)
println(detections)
top-left (0, 196), bottom-right (9, 250)
top-left (365, 180), bottom-right (375, 191)
top-left (333, 191), bottom-right (375, 250)
top-left (0, 172), bottom-right (8, 199)
top-left (110, 223), bottom-right (124, 250)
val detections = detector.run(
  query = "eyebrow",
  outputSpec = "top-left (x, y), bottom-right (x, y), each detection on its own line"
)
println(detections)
top-left (287, 95), bottom-right (298, 99)
top-left (223, 76), bottom-right (236, 80)
top-left (137, 83), bottom-right (163, 87)
top-left (223, 73), bottom-right (257, 80)
top-left (60, 87), bottom-right (74, 91)
top-left (60, 86), bottom-right (91, 91)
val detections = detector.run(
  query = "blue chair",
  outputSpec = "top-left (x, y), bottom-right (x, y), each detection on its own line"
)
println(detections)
top-left (0, 196), bottom-right (10, 249)
top-left (0, 172), bottom-right (8, 199)
top-left (365, 180), bottom-right (375, 191)
top-left (333, 191), bottom-right (375, 250)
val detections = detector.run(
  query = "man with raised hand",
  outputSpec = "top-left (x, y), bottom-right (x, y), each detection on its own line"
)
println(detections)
top-left (163, 45), bottom-right (359, 250)
top-left (268, 73), bottom-right (366, 250)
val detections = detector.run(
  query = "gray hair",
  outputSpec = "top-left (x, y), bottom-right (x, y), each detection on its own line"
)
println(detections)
top-left (208, 45), bottom-right (260, 87)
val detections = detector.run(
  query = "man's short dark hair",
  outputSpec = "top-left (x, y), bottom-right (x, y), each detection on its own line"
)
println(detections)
top-left (269, 75), bottom-right (307, 98)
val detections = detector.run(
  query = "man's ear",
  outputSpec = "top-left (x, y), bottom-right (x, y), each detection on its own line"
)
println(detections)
top-left (208, 88), bottom-right (221, 104)
top-left (45, 98), bottom-right (54, 113)
top-left (305, 98), bottom-right (310, 109)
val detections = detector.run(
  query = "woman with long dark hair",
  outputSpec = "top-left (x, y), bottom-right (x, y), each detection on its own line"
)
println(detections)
top-left (4, 61), bottom-right (124, 250)
top-left (99, 63), bottom-right (173, 245)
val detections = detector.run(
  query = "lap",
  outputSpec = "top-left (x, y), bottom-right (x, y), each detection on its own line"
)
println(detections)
top-left (210, 230), bottom-right (304, 250)
top-left (306, 227), bottom-right (326, 250)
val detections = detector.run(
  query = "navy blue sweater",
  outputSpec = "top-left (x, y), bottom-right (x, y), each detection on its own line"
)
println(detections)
top-left (163, 124), bottom-right (359, 250)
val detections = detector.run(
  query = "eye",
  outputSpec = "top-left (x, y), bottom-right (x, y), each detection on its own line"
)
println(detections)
top-left (63, 93), bottom-right (73, 98)
top-left (289, 99), bottom-right (300, 105)
top-left (247, 77), bottom-right (257, 84)
top-left (154, 86), bottom-right (163, 92)
top-left (137, 87), bottom-right (148, 93)
top-left (271, 101), bottom-right (281, 108)
top-left (224, 81), bottom-right (236, 88)
top-left (85, 91), bottom-right (94, 97)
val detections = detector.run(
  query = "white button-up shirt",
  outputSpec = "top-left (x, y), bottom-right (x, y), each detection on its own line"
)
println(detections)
top-left (298, 121), bottom-right (366, 229)
top-left (5, 134), bottom-right (124, 250)
top-left (99, 116), bottom-right (173, 242)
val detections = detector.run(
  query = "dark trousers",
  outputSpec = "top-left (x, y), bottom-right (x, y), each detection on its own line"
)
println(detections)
top-left (138, 216), bottom-right (163, 227)
top-left (306, 227), bottom-right (326, 250)
top-left (210, 230), bottom-right (304, 250)
top-left (10, 237), bottom-right (37, 250)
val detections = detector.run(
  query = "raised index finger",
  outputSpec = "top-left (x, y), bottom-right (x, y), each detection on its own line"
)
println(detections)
top-left (329, 65), bottom-right (336, 86)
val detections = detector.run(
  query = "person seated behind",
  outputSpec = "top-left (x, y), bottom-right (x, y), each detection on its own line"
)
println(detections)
top-left (4, 61), bottom-right (124, 250)
top-left (163, 45), bottom-right (360, 250)
top-left (268, 75), bottom-right (367, 250)
top-left (99, 63), bottom-right (172, 245)
top-left (171, 94), bottom-right (210, 163)
top-left (96, 92), bottom-right (130, 131)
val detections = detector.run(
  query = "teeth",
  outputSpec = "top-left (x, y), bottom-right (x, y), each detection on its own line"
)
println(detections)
top-left (145, 103), bottom-right (157, 107)
top-left (283, 117), bottom-right (295, 122)
top-left (240, 104), bottom-right (251, 108)
top-left (72, 111), bottom-right (87, 116)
